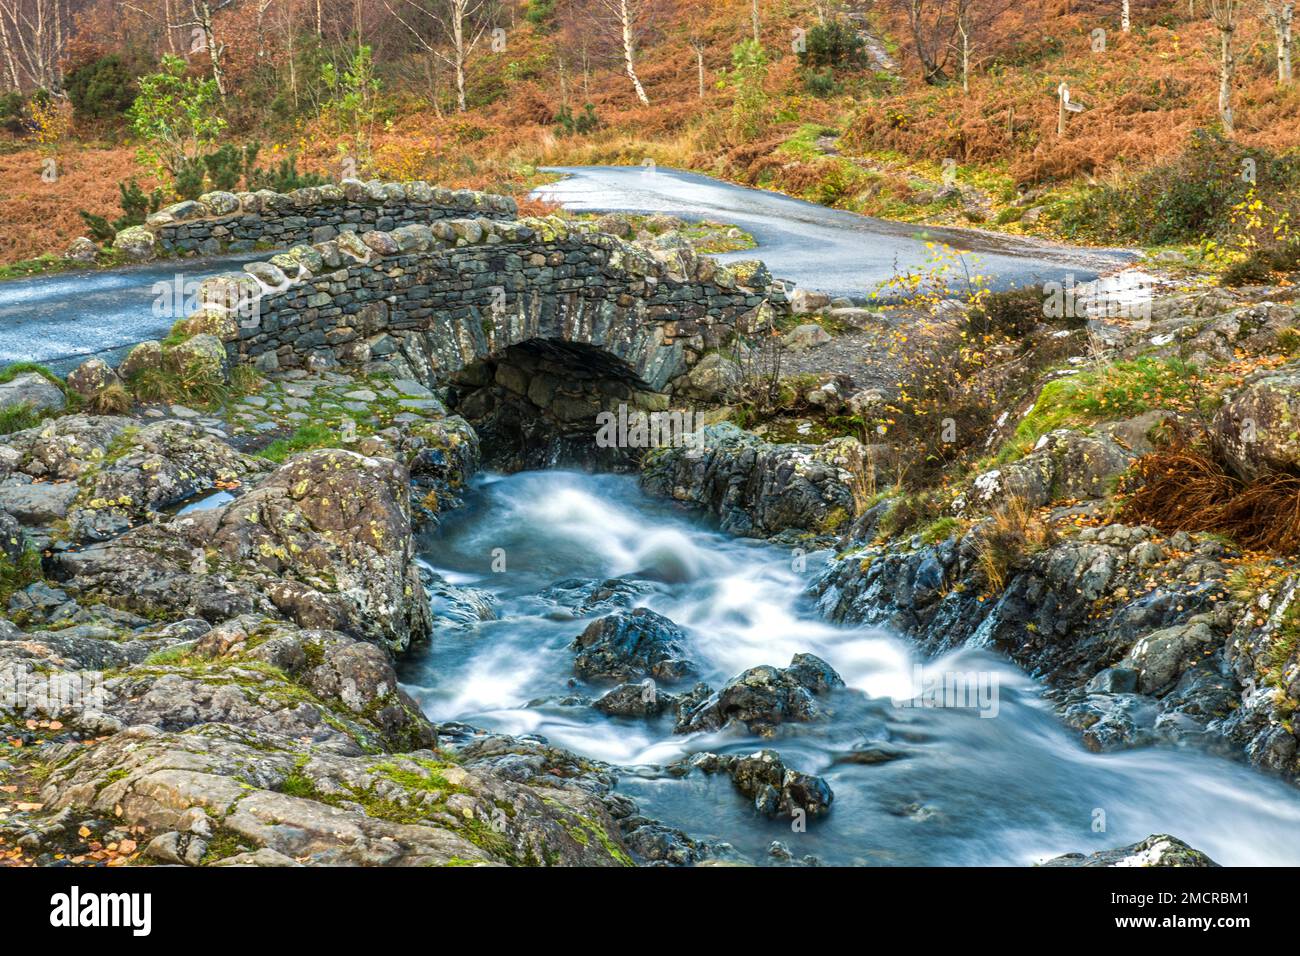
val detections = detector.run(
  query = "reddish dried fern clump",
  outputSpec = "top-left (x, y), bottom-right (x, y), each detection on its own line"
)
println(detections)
top-left (1121, 445), bottom-right (1300, 555)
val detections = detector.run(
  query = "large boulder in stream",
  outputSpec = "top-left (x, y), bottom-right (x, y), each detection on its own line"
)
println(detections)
top-left (675, 653), bottom-right (845, 736)
top-left (572, 608), bottom-right (696, 683)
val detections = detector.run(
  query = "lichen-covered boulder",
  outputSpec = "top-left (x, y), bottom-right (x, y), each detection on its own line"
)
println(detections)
top-left (65, 358), bottom-right (122, 402)
top-left (65, 419), bottom-right (269, 542)
top-left (112, 225), bottom-right (156, 261)
top-left (958, 429), bottom-right (1133, 514)
top-left (641, 423), bottom-right (867, 538)
top-left (207, 449), bottom-right (432, 651)
top-left (361, 230), bottom-right (399, 256)
top-left (0, 371), bottom-right (65, 414)
top-left (165, 333), bottom-right (229, 380)
top-left (1213, 364), bottom-right (1300, 479)
top-left (674, 353), bottom-right (742, 404)
top-left (199, 190), bottom-right (240, 216)
top-left (117, 340), bottom-right (163, 381)
top-left (783, 323), bottom-right (832, 351)
top-left (64, 237), bottom-right (99, 262)
top-left (103, 616), bottom-right (434, 752)
top-left (335, 229), bottom-right (373, 262)
top-left (595, 213), bottom-right (634, 238)
top-left (173, 308), bottom-right (240, 343)
top-left (729, 259), bottom-right (771, 290)
top-left (0, 414), bottom-right (133, 480)
top-left (38, 724), bottom-right (631, 867)
top-left (790, 288), bottom-right (832, 315)
top-left (56, 450), bottom-right (433, 652)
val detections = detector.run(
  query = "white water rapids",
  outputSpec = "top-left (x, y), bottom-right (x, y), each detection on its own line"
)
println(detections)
top-left (399, 470), bottom-right (1300, 866)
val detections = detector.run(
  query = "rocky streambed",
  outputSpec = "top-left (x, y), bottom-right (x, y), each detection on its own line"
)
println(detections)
top-left (1, 378), bottom-right (1296, 868)
top-left (6, 260), bottom-right (1300, 866)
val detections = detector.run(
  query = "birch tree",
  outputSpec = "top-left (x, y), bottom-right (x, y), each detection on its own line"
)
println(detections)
top-left (1261, 0), bottom-right (1294, 84)
top-left (169, 0), bottom-right (232, 99)
top-left (688, 33), bottom-right (705, 99)
top-left (0, 0), bottom-right (71, 91)
top-left (384, 0), bottom-right (499, 112)
top-left (1210, 0), bottom-right (1240, 133)
top-left (591, 0), bottom-right (652, 105)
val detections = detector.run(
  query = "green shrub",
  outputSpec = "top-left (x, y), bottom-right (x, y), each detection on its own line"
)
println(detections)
top-left (798, 19), bottom-right (868, 72)
top-left (555, 103), bottom-right (599, 136)
top-left (79, 179), bottom-right (164, 242)
top-left (525, 0), bottom-right (556, 28)
top-left (1058, 130), bottom-right (1300, 245)
top-left (247, 153), bottom-right (329, 192)
top-left (803, 68), bottom-right (838, 97)
top-left (66, 54), bottom-right (139, 121)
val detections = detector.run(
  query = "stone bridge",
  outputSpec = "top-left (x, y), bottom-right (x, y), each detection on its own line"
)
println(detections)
top-left (113, 179), bottom-right (518, 259)
top-left (181, 195), bottom-right (788, 468)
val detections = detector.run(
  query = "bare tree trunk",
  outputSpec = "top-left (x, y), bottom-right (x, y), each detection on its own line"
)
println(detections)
top-left (1264, 2), bottom-right (1295, 84)
top-left (1212, 0), bottom-right (1238, 133)
top-left (689, 36), bottom-right (706, 99)
top-left (0, 6), bottom-right (21, 91)
top-left (616, 0), bottom-right (649, 105)
top-left (751, 0), bottom-right (760, 43)
top-left (163, 0), bottom-right (178, 52)
top-left (1122, 0), bottom-right (1131, 31)
top-left (957, 6), bottom-right (970, 92)
top-left (186, 0), bottom-right (228, 99)
top-left (452, 0), bottom-right (467, 111)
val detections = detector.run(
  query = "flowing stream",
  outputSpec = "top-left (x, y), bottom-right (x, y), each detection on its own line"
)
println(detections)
top-left (399, 470), bottom-right (1300, 866)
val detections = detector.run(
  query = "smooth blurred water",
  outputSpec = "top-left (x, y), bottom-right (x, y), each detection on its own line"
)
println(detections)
top-left (400, 471), bottom-right (1300, 866)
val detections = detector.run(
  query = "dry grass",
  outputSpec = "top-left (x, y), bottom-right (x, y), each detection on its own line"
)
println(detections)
top-left (84, 381), bottom-right (132, 415)
top-left (973, 496), bottom-right (1056, 593)
top-left (848, 9), bottom-right (1300, 185)
top-left (1121, 444), bottom-right (1300, 554)
top-left (0, 143), bottom-right (155, 263)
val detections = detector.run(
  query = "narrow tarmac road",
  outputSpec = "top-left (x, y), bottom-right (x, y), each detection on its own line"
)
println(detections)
top-left (534, 165), bottom-right (1137, 300)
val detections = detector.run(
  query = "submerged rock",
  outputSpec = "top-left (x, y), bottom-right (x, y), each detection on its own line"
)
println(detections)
top-left (539, 577), bottom-right (659, 618)
top-left (592, 680), bottom-right (681, 718)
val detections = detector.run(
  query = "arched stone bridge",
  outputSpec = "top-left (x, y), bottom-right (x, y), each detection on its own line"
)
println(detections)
top-left (185, 196), bottom-right (789, 467)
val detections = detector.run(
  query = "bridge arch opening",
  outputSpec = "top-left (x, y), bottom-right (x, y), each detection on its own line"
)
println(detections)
top-left (447, 339), bottom-right (670, 473)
